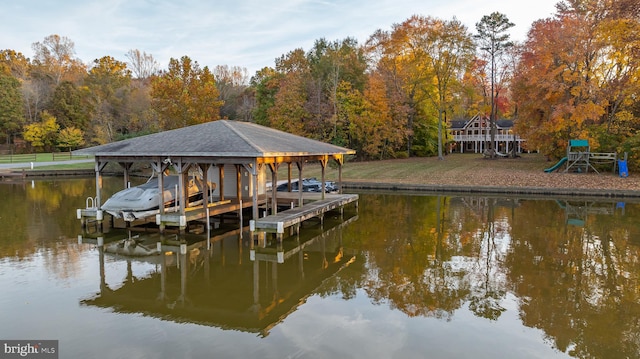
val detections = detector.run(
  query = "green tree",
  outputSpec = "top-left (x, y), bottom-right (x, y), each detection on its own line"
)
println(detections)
top-left (267, 49), bottom-right (310, 135)
top-left (150, 56), bottom-right (223, 129)
top-left (306, 37), bottom-right (368, 142)
top-left (422, 17), bottom-right (476, 160)
top-left (251, 67), bottom-right (280, 126)
top-left (0, 74), bottom-right (25, 143)
top-left (85, 56), bottom-right (132, 143)
top-left (27, 35), bottom-right (86, 123)
top-left (49, 81), bottom-right (90, 130)
top-left (475, 12), bottom-right (515, 158)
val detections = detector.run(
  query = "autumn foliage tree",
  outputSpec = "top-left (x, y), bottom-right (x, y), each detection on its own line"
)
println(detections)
top-left (513, 0), bottom-right (640, 162)
top-left (23, 110), bottom-right (60, 151)
top-left (337, 73), bottom-right (404, 159)
top-left (83, 56), bottom-right (133, 143)
top-left (364, 15), bottom-right (475, 158)
top-left (266, 49), bottom-right (310, 136)
top-left (2, 6), bottom-right (638, 169)
top-left (57, 126), bottom-right (85, 151)
top-left (151, 56), bottom-right (223, 129)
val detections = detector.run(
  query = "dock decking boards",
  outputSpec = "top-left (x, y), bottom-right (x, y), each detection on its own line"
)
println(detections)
top-left (251, 194), bottom-right (358, 234)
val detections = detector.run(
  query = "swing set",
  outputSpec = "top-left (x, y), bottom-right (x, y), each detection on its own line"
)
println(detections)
top-left (544, 139), bottom-right (619, 174)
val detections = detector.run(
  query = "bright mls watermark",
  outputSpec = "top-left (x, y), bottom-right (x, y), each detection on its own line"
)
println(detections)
top-left (0, 340), bottom-right (57, 358)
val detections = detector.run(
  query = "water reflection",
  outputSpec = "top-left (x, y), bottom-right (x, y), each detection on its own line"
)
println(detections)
top-left (1, 178), bottom-right (639, 358)
top-left (350, 192), bottom-right (640, 358)
top-left (80, 214), bottom-right (358, 337)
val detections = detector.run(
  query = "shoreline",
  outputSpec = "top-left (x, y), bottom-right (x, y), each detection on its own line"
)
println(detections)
top-left (2, 168), bottom-right (639, 199)
top-left (342, 181), bottom-right (640, 200)
top-left (2, 154), bottom-right (639, 199)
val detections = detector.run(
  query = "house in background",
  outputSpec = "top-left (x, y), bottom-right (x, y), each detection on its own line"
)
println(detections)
top-left (448, 114), bottom-right (525, 154)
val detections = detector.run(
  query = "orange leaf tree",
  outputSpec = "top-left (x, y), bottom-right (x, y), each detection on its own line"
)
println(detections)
top-left (512, 0), bottom-right (640, 161)
top-left (151, 56), bottom-right (222, 130)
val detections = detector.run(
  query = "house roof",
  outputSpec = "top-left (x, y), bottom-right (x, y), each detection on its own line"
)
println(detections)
top-left (449, 120), bottom-right (467, 129)
top-left (74, 120), bottom-right (355, 160)
top-left (448, 118), bottom-right (514, 130)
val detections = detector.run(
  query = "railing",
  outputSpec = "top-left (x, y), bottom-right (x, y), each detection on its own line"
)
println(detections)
top-left (451, 134), bottom-right (524, 142)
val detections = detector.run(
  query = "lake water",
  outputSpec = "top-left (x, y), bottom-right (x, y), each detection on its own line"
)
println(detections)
top-left (1, 178), bottom-right (639, 359)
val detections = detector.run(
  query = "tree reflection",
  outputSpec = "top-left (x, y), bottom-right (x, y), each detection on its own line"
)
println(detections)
top-left (466, 198), bottom-right (508, 320)
top-left (0, 178), bottom-right (115, 280)
top-left (506, 199), bottom-right (640, 358)
top-left (346, 194), bottom-right (512, 320)
top-left (3, 180), bottom-right (640, 358)
top-left (344, 193), bottom-right (640, 358)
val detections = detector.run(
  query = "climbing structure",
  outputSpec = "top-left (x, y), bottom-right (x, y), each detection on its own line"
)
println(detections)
top-left (544, 139), bottom-right (617, 173)
top-left (566, 139), bottom-right (618, 173)
top-left (565, 139), bottom-right (592, 172)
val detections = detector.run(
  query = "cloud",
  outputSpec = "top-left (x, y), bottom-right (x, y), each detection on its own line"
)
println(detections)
top-left (2, 0), bottom-right (559, 75)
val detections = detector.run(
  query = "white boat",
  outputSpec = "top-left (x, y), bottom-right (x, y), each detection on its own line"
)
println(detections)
top-left (101, 175), bottom-right (214, 221)
top-left (105, 236), bottom-right (160, 257)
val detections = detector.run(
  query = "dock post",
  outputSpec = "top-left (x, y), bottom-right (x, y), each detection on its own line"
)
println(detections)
top-left (78, 209), bottom-right (85, 229)
top-left (277, 241), bottom-right (284, 263)
top-left (206, 207), bottom-right (210, 234)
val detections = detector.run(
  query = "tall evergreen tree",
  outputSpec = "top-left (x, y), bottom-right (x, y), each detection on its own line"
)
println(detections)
top-left (475, 12), bottom-right (515, 158)
top-left (0, 74), bottom-right (25, 143)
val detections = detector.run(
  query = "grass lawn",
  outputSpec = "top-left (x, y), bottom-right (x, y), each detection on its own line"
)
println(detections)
top-left (16, 152), bottom-right (636, 191)
top-left (18, 152), bottom-right (554, 177)
top-left (299, 153), bottom-right (552, 182)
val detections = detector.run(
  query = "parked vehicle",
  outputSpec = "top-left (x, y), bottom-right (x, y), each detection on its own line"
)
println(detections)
top-left (275, 178), bottom-right (338, 193)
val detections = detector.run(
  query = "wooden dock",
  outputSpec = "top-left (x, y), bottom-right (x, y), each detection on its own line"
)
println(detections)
top-left (156, 199), bottom-right (233, 227)
top-left (250, 193), bottom-right (358, 234)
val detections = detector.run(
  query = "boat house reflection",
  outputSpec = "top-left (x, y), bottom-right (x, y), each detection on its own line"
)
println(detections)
top-left (80, 212), bottom-right (358, 336)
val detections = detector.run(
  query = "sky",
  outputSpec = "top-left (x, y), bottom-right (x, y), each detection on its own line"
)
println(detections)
top-left (1, 0), bottom-right (561, 76)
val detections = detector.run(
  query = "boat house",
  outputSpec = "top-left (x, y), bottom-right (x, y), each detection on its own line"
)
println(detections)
top-left (448, 114), bottom-right (525, 154)
top-left (75, 120), bottom-right (357, 233)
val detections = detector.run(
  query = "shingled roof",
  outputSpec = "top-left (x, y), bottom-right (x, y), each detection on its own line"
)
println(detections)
top-left (74, 120), bottom-right (355, 158)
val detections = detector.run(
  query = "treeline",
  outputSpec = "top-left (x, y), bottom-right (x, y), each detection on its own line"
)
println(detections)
top-left (1, 0), bottom-right (639, 167)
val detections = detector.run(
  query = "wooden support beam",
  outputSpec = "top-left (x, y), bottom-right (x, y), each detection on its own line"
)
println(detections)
top-left (268, 163), bottom-right (280, 215)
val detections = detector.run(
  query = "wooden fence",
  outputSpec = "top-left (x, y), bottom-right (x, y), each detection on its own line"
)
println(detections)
top-left (0, 152), bottom-right (90, 164)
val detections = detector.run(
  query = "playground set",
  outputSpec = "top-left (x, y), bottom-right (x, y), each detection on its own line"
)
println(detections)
top-left (544, 139), bottom-right (629, 177)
